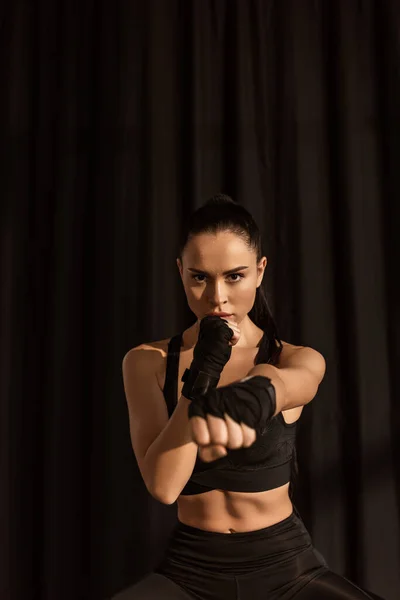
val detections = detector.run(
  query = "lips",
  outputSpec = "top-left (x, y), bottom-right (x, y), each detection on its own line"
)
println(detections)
top-left (206, 312), bottom-right (233, 317)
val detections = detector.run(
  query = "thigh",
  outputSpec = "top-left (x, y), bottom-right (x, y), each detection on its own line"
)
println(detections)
top-left (295, 570), bottom-right (385, 600)
top-left (111, 573), bottom-right (195, 600)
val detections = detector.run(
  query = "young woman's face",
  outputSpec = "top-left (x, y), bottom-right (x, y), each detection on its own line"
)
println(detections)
top-left (177, 231), bottom-right (267, 324)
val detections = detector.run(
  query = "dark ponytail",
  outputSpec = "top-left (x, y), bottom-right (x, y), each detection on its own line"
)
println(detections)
top-left (177, 193), bottom-right (298, 499)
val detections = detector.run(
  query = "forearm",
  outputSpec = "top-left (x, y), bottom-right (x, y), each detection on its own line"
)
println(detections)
top-left (144, 395), bottom-right (198, 505)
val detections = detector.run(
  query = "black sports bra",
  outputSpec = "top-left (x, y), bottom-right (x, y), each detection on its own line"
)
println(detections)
top-left (162, 332), bottom-right (297, 495)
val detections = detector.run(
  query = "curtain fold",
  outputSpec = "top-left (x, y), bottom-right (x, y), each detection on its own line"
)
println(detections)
top-left (1, 1), bottom-right (399, 599)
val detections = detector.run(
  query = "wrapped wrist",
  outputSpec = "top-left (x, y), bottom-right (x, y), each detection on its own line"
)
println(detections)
top-left (181, 368), bottom-right (220, 401)
top-left (187, 375), bottom-right (276, 427)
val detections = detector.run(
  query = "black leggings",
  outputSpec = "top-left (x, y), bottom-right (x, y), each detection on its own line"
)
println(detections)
top-left (112, 511), bottom-right (384, 600)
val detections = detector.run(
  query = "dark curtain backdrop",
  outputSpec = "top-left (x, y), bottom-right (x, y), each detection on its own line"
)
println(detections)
top-left (1, 1), bottom-right (399, 599)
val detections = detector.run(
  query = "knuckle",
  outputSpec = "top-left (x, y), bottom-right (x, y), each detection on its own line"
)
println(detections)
top-left (224, 414), bottom-right (243, 449)
top-left (227, 430), bottom-right (244, 449)
top-left (208, 416), bottom-right (228, 445)
top-left (193, 420), bottom-right (210, 445)
top-left (242, 427), bottom-right (257, 447)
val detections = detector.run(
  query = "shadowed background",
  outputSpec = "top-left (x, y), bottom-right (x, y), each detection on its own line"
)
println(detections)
top-left (1, 1), bottom-right (399, 599)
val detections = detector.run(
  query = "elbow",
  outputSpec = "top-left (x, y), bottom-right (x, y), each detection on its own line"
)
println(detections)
top-left (141, 462), bottom-right (177, 505)
top-left (159, 495), bottom-right (177, 506)
top-left (147, 481), bottom-right (177, 505)
top-left (150, 487), bottom-right (177, 505)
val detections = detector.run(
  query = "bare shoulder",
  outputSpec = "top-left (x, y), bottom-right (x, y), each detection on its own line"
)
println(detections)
top-left (124, 337), bottom-right (170, 363)
top-left (277, 340), bottom-right (304, 363)
top-left (277, 340), bottom-right (326, 380)
top-left (122, 337), bottom-right (172, 385)
top-left (280, 340), bottom-right (300, 351)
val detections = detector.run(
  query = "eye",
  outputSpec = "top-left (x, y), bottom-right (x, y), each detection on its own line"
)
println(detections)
top-left (228, 273), bottom-right (244, 282)
top-left (191, 273), bottom-right (244, 283)
top-left (191, 274), bottom-right (206, 283)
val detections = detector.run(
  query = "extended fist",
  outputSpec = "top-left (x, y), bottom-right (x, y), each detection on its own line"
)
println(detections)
top-left (189, 403), bottom-right (257, 462)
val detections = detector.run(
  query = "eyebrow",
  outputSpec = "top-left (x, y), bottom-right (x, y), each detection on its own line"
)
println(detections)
top-left (187, 266), bottom-right (249, 275)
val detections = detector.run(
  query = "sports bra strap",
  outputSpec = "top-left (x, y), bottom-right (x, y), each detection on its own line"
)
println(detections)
top-left (163, 333), bottom-right (182, 417)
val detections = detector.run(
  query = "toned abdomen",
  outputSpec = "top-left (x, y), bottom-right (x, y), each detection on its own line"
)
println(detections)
top-left (176, 482), bottom-right (293, 534)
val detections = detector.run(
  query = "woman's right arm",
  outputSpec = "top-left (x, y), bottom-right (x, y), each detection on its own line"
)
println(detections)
top-left (122, 345), bottom-right (198, 505)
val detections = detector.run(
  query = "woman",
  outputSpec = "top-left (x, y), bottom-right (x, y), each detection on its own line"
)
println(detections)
top-left (115, 195), bottom-right (384, 599)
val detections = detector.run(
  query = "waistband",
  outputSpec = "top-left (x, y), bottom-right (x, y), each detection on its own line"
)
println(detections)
top-left (176, 509), bottom-right (299, 540)
top-left (158, 509), bottom-right (317, 576)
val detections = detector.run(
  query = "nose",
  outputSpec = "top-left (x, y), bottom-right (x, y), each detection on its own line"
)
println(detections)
top-left (206, 280), bottom-right (228, 307)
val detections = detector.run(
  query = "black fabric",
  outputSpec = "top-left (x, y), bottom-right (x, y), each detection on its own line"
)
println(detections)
top-left (111, 571), bottom-right (384, 600)
top-left (111, 511), bottom-right (384, 600)
top-left (2, 2), bottom-right (399, 599)
top-left (187, 375), bottom-right (277, 426)
top-left (163, 334), bottom-right (183, 419)
top-left (181, 315), bottom-right (234, 400)
top-left (163, 332), bottom-right (297, 495)
top-left (111, 574), bottom-right (193, 600)
top-left (181, 368), bottom-right (220, 401)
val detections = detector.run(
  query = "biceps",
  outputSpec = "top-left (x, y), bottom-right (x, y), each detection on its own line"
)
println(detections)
top-left (279, 366), bottom-right (320, 406)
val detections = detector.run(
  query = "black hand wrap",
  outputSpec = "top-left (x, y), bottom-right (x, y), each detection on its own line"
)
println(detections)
top-left (187, 375), bottom-right (277, 429)
top-left (181, 315), bottom-right (234, 400)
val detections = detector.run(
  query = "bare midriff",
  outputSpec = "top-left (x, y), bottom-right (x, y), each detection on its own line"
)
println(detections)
top-left (176, 482), bottom-right (293, 534)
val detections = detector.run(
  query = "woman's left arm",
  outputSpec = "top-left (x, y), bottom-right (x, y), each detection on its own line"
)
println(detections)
top-left (247, 347), bottom-right (326, 416)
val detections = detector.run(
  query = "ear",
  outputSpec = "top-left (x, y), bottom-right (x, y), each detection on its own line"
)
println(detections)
top-left (176, 258), bottom-right (183, 279)
top-left (256, 257), bottom-right (267, 288)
